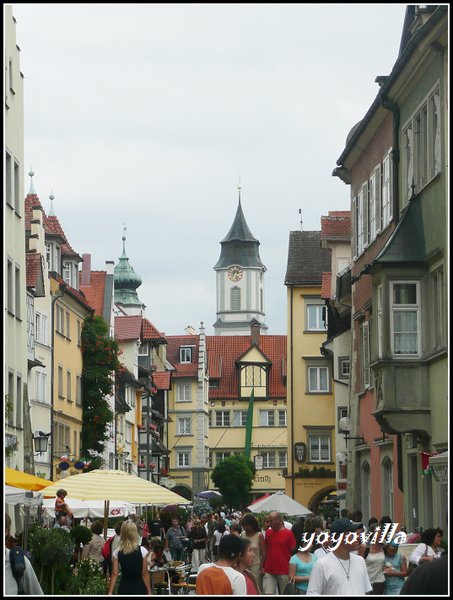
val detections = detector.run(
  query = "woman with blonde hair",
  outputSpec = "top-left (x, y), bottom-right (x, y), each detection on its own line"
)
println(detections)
top-left (108, 520), bottom-right (151, 595)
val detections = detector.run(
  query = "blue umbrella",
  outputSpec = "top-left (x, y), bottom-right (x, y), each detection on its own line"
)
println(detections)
top-left (195, 490), bottom-right (222, 499)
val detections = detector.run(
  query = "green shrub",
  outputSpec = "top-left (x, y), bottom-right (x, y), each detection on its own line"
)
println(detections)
top-left (68, 557), bottom-right (106, 595)
top-left (70, 524), bottom-right (92, 546)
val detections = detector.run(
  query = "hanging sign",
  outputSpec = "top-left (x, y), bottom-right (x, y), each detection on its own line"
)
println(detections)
top-left (294, 443), bottom-right (307, 463)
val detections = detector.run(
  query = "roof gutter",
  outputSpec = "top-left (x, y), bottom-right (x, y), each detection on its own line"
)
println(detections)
top-left (335, 6), bottom-right (447, 169)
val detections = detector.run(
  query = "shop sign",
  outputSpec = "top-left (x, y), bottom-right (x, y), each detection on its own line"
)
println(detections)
top-left (294, 442), bottom-right (307, 463)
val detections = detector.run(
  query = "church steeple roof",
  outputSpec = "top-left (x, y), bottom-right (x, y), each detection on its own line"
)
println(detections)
top-left (214, 190), bottom-right (265, 270)
top-left (114, 229), bottom-right (143, 306)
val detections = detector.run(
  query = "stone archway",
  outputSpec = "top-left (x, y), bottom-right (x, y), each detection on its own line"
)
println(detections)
top-left (308, 484), bottom-right (337, 513)
top-left (172, 484), bottom-right (192, 502)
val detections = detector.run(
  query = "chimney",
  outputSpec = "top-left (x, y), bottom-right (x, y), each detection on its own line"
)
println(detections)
top-left (250, 319), bottom-right (261, 346)
top-left (81, 253), bottom-right (91, 286)
top-left (105, 260), bottom-right (115, 275)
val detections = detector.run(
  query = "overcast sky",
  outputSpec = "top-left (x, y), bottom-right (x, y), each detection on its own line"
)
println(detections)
top-left (11, 3), bottom-right (408, 336)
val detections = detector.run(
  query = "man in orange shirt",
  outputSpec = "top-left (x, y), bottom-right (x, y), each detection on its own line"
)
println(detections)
top-left (196, 534), bottom-right (246, 595)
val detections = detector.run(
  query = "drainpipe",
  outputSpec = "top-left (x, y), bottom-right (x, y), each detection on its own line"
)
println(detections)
top-left (379, 92), bottom-right (400, 223)
top-left (290, 286), bottom-right (295, 499)
top-left (50, 284), bottom-right (64, 480)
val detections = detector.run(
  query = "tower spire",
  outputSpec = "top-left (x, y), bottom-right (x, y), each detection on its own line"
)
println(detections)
top-left (28, 167), bottom-right (36, 195)
top-left (48, 190), bottom-right (55, 216)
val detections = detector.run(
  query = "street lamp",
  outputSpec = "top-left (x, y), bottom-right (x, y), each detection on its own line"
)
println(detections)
top-left (33, 431), bottom-right (51, 455)
top-left (338, 417), bottom-right (365, 447)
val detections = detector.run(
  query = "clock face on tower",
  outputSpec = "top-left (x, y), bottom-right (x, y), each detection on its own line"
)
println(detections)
top-left (227, 266), bottom-right (243, 281)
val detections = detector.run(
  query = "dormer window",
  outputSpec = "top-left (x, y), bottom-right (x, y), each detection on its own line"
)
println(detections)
top-left (180, 347), bottom-right (192, 363)
top-left (45, 242), bottom-right (61, 273)
top-left (138, 343), bottom-right (148, 356)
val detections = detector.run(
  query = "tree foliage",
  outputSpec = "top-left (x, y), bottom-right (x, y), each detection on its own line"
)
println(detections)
top-left (211, 454), bottom-right (256, 509)
top-left (81, 315), bottom-right (121, 458)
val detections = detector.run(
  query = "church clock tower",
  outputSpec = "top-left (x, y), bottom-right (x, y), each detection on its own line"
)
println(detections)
top-left (213, 188), bottom-right (267, 335)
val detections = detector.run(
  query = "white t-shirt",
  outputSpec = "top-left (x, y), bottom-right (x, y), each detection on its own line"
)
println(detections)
top-left (213, 530), bottom-right (229, 546)
top-left (197, 563), bottom-right (246, 595)
top-left (306, 551), bottom-right (372, 595)
top-left (113, 546), bottom-right (148, 559)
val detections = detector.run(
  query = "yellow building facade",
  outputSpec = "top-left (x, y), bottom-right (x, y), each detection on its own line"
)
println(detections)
top-left (285, 231), bottom-right (336, 511)
top-left (51, 275), bottom-right (92, 480)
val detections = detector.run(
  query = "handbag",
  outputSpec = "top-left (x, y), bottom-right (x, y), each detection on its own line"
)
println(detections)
top-left (283, 578), bottom-right (301, 595)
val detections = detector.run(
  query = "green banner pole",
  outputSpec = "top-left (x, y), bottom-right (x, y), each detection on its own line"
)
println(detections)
top-left (244, 388), bottom-right (255, 459)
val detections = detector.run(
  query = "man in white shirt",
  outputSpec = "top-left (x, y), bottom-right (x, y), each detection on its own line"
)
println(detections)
top-left (307, 518), bottom-right (372, 595)
top-left (196, 534), bottom-right (246, 595)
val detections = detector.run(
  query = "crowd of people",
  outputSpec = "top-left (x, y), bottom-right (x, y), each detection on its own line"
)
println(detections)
top-left (5, 493), bottom-right (448, 596)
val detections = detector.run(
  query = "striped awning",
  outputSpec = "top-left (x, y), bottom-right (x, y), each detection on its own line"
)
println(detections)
top-left (41, 468), bottom-right (190, 504)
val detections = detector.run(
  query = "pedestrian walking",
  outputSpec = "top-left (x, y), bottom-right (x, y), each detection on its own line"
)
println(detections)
top-left (236, 538), bottom-right (261, 594)
top-left (408, 528), bottom-right (444, 567)
top-left (188, 518), bottom-right (208, 571)
top-left (262, 511), bottom-right (297, 594)
top-left (288, 538), bottom-right (318, 594)
top-left (5, 514), bottom-right (43, 595)
top-left (82, 520), bottom-right (105, 564)
top-left (165, 516), bottom-right (187, 561)
top-left (306, 518), bottom-right (372, 595)
top-left (196, 534), bottom-right (246, 595)
top-left (108, 521), bottom-right (151, 595)
top-left (383, 541), bottom-right (407, 595)
top-left (213, 522), bottom-right (229, 561)
top-left (359, 538), bottom-right (386, 594)
top-left (240, 513), bottom-right (265, 589)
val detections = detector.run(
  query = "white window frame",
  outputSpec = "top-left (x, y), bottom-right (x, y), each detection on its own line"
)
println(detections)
top-left (402, 83), bottom-right (441, 204)
top-left (76, 375), bottom-right (82, 406)
top-left (176, 383), bottom-right (191, 402)
top-left (262, 451), bottom-right (276, 469)
top-left (179, 347), bottom-right (193, 363)
top-left (430, 266), bottom-right (445, 350)
top-left (215, 411), bottom-right (230, 427)
top-left (177, 417), bottom-right (192, 436)
top-left (309, 434), bottom-right (331, 463)
top-left (307, 366), bottom-right (329, 393)
top-left (377, 284), bottom-right (384, 359)
top-left (232, 410), bottom-right (247, 427)
top-left (35, 371), bottom-right (47, 404)
top-left (278, 451), bottom-right (288, 468)
top-left (215, 451), bottom-right (231, 464)
top-left (338, 357), bottom-right (350, 379)
top-left (278, 410), bottom-right (287, 427)
top-left (390, 281), bottom-right (421, 357)
top-left (35, 312), bottom-right (48, 345)
top-left (306, 304), bottom-right (327, 331)
top-left (66, 370), bottom-right (72, 402)
top-left (177, 451), bottom-right (190, 468)
top-left (259, 410), bottom-right (275, 427)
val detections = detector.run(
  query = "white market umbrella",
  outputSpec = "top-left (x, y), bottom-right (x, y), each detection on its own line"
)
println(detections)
top-left (42, 469), bottom-right (190, 535)
top-left (247, 491), bottom-right (311, 516)
top-left (5, 484), bottom-right (42, 506)
top-left (42, 497), bottom-right (135, 519)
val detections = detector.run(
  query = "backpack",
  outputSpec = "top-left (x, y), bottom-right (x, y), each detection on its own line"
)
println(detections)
top-left (9, 546), bottom-right (26, 593)
top-left (101, 535), bottom-right (115, 561)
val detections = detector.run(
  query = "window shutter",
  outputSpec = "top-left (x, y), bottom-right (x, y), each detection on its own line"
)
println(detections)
top-left (352, 195), bottom-right (358, 259)
top-left (361, 182), bottom-right (369, 249)
top-left (375, 164), bottom-right (382, 234)
top-left (387, 154), bottom-right (393, 222)
top-left (362, 322), bottom-right (371, 388)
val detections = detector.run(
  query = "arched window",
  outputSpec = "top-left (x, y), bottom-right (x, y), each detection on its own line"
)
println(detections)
top-left (381, 456), bottom-right (393, 520)
top-left (231, 286), bottom-right (241, 311)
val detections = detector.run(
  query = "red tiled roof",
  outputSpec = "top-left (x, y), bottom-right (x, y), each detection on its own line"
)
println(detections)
top-left (43, 215), bottom-right (67, 242)
top-left (321, 272), bottom-right (332, 299)
top-left (142, 318), bottom-right (167, 342)
top-left (50, 272), bottom-right (93, 311)
top-left (166, 336), bottom-right (200, 378)
top-left (115, 315), bottom-right (143, 341)
top-left (152, 371), bottom-right (171, 391)
top-left (26, 252), bottom-right (42, 288)
top-left (206, 335), bottom-right (287, 399)
top-left (25, 194), bottom-right (44, 231)
top-left (79, 271), bottom-right (106, 317)
top-left (320, 211), bottom-right (351, 241)
top-left (61, 241), bottom-right (82, 260)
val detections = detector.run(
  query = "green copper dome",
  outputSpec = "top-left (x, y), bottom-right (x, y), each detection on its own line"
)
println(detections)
top-left (114, 235), bottom-right (143, 305)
